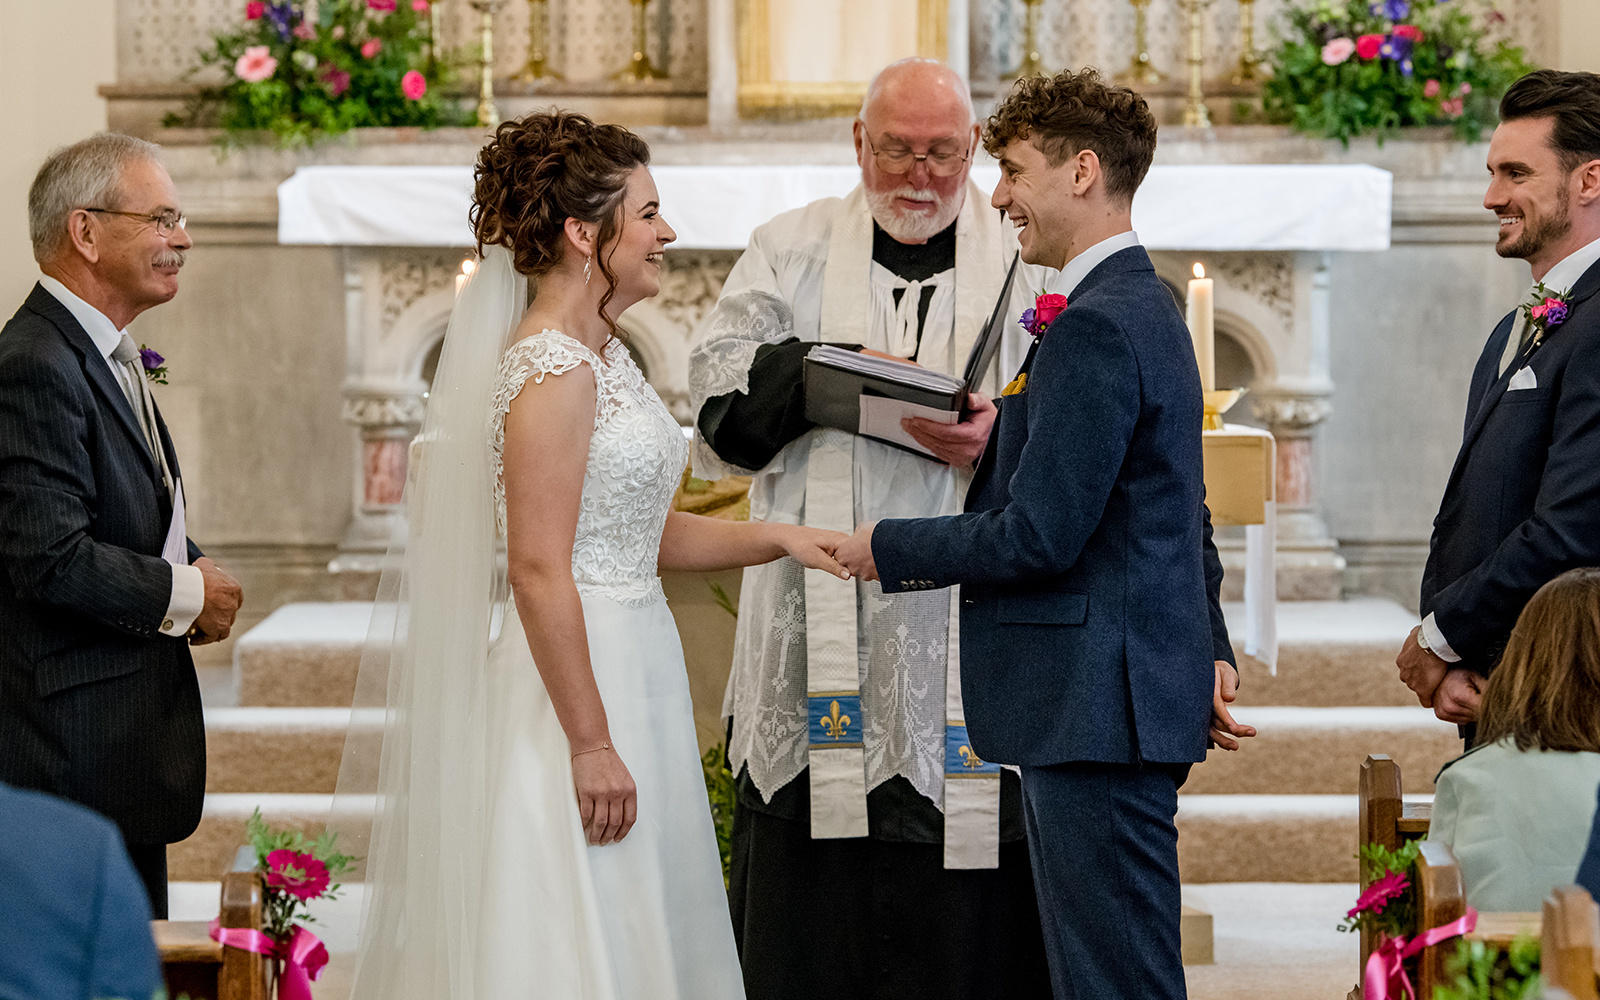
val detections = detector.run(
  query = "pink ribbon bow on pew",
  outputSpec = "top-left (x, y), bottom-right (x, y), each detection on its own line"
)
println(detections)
top-left (1363, 907), bottom-right (1478, 1000)
top-left (209, 918), bottom-right (330, 1000)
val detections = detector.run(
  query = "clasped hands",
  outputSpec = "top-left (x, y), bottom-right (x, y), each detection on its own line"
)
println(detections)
top-left (1395, 627), bottom-right (1483, 724)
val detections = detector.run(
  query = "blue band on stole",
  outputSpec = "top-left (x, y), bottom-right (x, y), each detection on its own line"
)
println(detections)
top-left (808, 694), bottom-right (864, 749)
top-left (944, 724), bottom-right (1001, 775)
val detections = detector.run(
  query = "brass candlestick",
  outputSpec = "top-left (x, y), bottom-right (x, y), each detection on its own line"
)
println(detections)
top-left (425, 0), bottom-right (441, 73)
top-left (1007, 0), bottom-right (1045, 79)
top-left (1181, 0), bottom-right (1212, 128)
top-left (516, 0), bottom-right (562, 81)
top-left (469, 0), bottom-right (502, 127)
top-left (1122, 0), bottom-right (1165, 86)
top-left (615, 0), bottom-right (669, 81)
top-left (1231, 0), bottom-right (1262, 84)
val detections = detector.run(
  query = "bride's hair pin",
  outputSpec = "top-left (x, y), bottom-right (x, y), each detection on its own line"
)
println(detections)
top-left (584, 255), bottom-right (592, 285)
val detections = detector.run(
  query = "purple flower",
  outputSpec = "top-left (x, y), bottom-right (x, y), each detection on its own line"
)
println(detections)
top-left (139, 347), bottom-right (165, 371)
top-left (265, 1), bottom-right (296, 41)
top-left (1370, 0), bottom-right (1410, 19)
top-left (1379, 35), bottom-right (1413, 65)
top-left (1018, 307), bottom-right (1036, 332)
top-left (1545, 300), bottom-right (1570, 329)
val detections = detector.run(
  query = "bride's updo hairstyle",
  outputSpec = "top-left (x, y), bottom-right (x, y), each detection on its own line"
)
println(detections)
top-left (470, 109), bottom-right (651, 336)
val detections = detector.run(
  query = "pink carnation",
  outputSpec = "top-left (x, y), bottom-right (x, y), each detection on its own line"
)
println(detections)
top-left (1356, 34), bottom-right (1385, 60)
top-left (1321, 37), bottom-right (1356, 66)
top-left (293, 22), bottom-right (317, 40)
top-left (1423, 78), bottom-right (1441, 98)
top-left (401, 70), bottom-right (427, 100)
top-left (1347, 870), bottom-right (1410, 919)
top-left (1392, 24), bottom-right (1423, 42)
top-left (234, 45), bottom-right (278, 83)
top-left (244, 1), bottom-right (265, 18)
top-left (264, 849), bottom-right (331, 902)
top-left (367, 0), bottom-right (397, 9)
top-left (361, 37), bottom-right (383, 58)
top-left (320, 65), bottom-right (351, 96)
top-left (412, 0), bottom-right (430, 10)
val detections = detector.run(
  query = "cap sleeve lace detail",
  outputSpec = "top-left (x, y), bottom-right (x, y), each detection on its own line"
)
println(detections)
top-left (490, 331), bottom-right (604, 535)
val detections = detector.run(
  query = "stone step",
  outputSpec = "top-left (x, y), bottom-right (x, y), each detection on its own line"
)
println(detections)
top-left (1182, 707), bottom-right (1461, 794)
top-left (235, 595), bottom-right (1423, 710)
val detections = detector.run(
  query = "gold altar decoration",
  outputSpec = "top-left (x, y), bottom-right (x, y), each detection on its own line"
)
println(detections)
top-left (1180, 0), bottom-right (1213, 127)
top-left (735, 0), bottom-right (946, 118)
top-left (515, 0), bottom-right (562, 82)
top-left (616, 0), bottom-right (669, 81)
top-left (1202, 424), bottom-right (1275, 527)
top-left (1231, 0), bottom-right (1263, 85)
top-left (1120, 0), bottom-right (1165, 86)
top-left (1008, 0), bottom-right (1046, 79)
top-left (1203, 387), bottom-right (1246, 433)
top-left (469, 0), bottom-right (503, 127)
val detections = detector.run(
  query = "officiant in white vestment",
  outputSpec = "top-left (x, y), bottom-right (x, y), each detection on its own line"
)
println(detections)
top-left (688, 60), bottom-right (1051, 998)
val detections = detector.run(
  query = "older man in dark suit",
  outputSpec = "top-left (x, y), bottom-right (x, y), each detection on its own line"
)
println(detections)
top-left (836, 70), bottom-right (1254, 999)
top-left (1397, 71), bottom-right (1600, 732)
top-left (0, 133), bottom-right (243, 917)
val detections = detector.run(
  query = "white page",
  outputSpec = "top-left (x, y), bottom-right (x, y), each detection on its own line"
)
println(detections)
top-left (162, 478), bottom-right (188, 565)
top-left (858, 394), bottom-right (959, 459)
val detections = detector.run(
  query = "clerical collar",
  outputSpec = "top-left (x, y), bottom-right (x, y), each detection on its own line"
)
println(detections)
top-left (1050, 230), bottom-right (1142, 301)
top-left (871, 219), bottom-right (957, 282)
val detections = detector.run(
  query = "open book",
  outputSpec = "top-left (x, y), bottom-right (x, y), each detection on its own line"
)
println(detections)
top-left (802, 253), bottom-right (1021, 459)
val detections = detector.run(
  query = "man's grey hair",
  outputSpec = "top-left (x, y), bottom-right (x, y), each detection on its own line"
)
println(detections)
top-left (29, 133), bottom-right (163, 263)
top-left (858, 57), bottom-right (976, 125)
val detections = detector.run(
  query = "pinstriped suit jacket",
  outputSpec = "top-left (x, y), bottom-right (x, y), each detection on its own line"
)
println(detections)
top-left (0, 283), bottom-right (205, 845)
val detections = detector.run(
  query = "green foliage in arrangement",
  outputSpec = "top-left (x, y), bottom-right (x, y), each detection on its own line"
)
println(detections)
top-left (1432, 934), bottom-right (1542, 1000)
top-left (1338, 839), bottom-right (1423, 938)
top-left (164, 0), bottom-right (465, 149)
top-left (1261, 0), bottom-right (1532, 144)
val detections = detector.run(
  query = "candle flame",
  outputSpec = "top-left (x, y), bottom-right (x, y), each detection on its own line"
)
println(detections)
top-left (1192, 262), bottom-right (1206, 279)
top-left (461, 258), bottom-right (478, 277)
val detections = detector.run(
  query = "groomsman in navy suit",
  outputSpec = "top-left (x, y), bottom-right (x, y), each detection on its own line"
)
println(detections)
top-left (1397, 70), bottom-right (1600, 732)
top-left (836, 69), bottom-right (1254, 999)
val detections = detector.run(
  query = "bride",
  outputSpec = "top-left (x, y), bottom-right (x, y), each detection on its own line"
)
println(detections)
top-left (341, 111), bottom-right (850, 999)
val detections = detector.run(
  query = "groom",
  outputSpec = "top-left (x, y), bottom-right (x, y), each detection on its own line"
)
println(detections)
top-left (835, 69), bottom-right (1250, 999)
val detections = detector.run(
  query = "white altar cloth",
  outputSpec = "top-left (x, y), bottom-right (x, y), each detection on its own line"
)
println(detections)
top-left (278, 163), bottom-right (1391, 252)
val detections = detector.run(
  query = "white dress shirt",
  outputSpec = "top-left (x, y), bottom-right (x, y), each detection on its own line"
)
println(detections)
top-left (1421, 234), bottom-right (1600, 661)
top-left (37, 275), bottom-right (204, 637)
top-left (1047, 229), bottom-right (1143, 301)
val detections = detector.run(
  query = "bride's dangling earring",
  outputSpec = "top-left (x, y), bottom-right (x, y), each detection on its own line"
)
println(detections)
top-left (584, 255), bottom-right (592, 286)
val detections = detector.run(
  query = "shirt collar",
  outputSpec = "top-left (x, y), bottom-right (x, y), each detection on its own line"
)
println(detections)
top-left (1533, 234), bottom-right (1600, 297)
top-left (1049, 230), bottom-right (1141, 301)
top-left (37, 274), bottom-right (125, 361)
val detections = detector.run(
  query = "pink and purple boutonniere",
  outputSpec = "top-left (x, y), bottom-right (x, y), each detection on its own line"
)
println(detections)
top-left (1521, 282), bottom-right (1572, 350)
top-left (1018, 293), bottom-right (1069, 339)
top-left (139, 345), bottom-right (168, 385)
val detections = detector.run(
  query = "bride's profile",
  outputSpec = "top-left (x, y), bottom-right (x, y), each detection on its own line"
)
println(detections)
top-left (338, 110), bottom-right (849, 999)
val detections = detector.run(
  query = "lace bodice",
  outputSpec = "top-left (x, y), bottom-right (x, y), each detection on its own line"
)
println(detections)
top-left (491, 330), bottom-right (687, 607)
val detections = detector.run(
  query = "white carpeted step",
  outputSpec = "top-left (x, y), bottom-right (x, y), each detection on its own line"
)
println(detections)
top-left (203, 707), bottom-right (356, 793)
top-left (1175, 793), bottom-right (1431, 883)
top-left (1183, 707), bottom-right (1461, 794)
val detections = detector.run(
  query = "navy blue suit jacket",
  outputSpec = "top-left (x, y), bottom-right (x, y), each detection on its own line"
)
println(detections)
top-left (872, 246), bottom-right (1217, 767)
top-left (1421, 258), bottom-right (1600, 673)
top-left (0, 284), bottom-right (206, 845)
top-left (0, 781), bottom-right (161, 1000)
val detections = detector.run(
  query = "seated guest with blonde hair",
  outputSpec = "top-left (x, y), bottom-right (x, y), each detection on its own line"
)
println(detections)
top-left (1429, 566), bottom-right (1600, 911)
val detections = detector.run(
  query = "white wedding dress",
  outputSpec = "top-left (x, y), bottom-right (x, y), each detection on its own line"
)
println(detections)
top-left (471, 329), bottom-right (746, 999)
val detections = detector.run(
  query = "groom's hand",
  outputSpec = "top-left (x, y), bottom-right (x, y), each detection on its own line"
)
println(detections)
top-left (836, 521), bottom-right (879, 582)
top-left (1209, 660), bottom-right (1256, 751)
top-left (902, 392), bottom-right (996, 467)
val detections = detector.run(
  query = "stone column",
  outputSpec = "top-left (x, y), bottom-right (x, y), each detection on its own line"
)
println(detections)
top-left (1251, 385), bottom-right (1345, 600)
top-left (334, 384), bottom-right (428, 571)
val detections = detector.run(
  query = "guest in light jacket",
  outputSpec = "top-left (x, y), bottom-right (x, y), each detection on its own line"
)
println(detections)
top-left (1429, 567), bottom-right (1600, 911)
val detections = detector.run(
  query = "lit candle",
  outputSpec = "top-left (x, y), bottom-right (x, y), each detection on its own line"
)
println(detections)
top-left (455, 257), bottom-right (478, 295)
top-left (1186, 262), bottom-right (1215, 393)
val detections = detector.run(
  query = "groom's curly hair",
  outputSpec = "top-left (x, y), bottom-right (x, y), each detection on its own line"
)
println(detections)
top-left (471, 110), bottom-right (651, 339)
top-left (983, 69), bottom-right (1156, 204)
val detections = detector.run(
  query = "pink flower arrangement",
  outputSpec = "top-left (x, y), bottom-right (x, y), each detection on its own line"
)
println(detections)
top-left (1392, 24), bottom-right (1424, 42)
top-left (401, 70), bottom-right (427, 100)
top-left (367, 0), bottom-right (397, 9)
top-left (412, 0), bottom-right (430, 10)
top-left (1423, 78), bottom-right (1441, 98)
top-left (244, 1), bottom-right (265, 18)
top-left (264, 849), bottom-right (331, 902)
top-left (1347, 870), bottom-right (1410, 919)
top-left (320, 65), bottom-right (352, 97)
top-left (1321, 37), bottom-right (1356, 66)
top-left (1355, 34), bottom-right (1385, 60)
top-left (361, 37), bottom-right (383, 58)
top-left (234, 45), bottom-right (278, 83)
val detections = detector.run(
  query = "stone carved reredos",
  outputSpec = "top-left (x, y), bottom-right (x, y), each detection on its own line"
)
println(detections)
top-left (342, 392), bottom-right (428, 428)
top-left (654, 250), bottom-right (735, 337)
top-left (1251, 393), bottom-right (1334, 432)
top-left (379, 252), bottom-right (466, 336)
top-left (1209, 254), bottom-right (1295, 339)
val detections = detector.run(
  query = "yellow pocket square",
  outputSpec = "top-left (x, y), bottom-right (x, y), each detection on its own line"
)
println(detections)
top-left (1001, 373), bottom-right (1028, 397)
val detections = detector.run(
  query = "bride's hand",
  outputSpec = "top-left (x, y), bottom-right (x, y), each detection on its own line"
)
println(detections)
top-left (779, 525), bottom-right (852, 580)
top-left (571, 746), bottom-right (637, 846)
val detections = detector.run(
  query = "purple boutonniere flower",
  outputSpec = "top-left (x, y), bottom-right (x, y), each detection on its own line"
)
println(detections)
top-left (139, 345), bottom-right (169, 385)
top-left (1018, 294), bottom-right (1069, 339)
top-left (1521, 283), bottom-right (1573, 352)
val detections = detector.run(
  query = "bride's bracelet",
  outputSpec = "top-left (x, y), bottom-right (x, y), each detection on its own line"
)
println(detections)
top-left (570, 741), bottom-right (613, 760)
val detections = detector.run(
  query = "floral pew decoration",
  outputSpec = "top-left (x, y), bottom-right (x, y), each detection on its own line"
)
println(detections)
top-left (209, 808), bottom-right (355, 1000)
top-left (1342, 839), bottom-right (1479, 1000)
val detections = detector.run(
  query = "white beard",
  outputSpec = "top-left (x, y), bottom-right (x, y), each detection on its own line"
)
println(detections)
top-left (865, 184), bottom-right (961, 243)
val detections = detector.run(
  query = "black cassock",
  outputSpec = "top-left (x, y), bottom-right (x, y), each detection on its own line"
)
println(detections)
top-left (700, 222), bottom-right (1052, 1000)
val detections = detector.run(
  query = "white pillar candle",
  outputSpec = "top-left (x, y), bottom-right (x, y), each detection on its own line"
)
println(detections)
top-left (1186, 262), bottom-right (1216, 393)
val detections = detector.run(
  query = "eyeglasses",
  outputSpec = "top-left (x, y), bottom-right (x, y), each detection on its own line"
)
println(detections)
top-left (863, 133), bottom-right (973, 178)
top-left (84, 208), bottom-right (187, 237)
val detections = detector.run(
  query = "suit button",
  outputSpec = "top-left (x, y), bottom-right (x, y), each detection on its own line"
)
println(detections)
top-left (962, 598), bottom-right (975, 605)
top-left (162, 618), bottom-right (175, 632)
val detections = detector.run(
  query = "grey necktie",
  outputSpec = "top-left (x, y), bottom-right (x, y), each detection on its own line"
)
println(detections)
top-left (1497, 312), bottom-right (1534, 379)
top-left (111, 333), bottom-right (173, 496)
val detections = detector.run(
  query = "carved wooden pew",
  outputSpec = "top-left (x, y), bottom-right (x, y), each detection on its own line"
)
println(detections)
top-left (1358, 754), bottom-right (1435, 973)
top-left (152, 847), bottom-right (271, 1000)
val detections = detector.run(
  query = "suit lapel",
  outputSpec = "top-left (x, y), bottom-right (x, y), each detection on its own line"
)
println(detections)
top-left (24, 284), bottom-right (160, 479)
